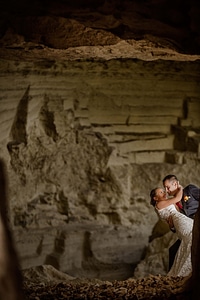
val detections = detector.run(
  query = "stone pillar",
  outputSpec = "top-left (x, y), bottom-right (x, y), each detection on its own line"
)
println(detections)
top-left (190, 203), bottom-right (200, 299)
top-left (0, 160), bottom-right (24, 300)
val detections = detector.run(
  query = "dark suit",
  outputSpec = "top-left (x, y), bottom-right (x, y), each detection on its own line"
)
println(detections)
top-left (169, 184), bottom-right (200, 270)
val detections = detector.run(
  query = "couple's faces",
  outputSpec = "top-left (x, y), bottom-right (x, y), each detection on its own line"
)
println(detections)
top-left (164, 179), bottom-right (177, 195)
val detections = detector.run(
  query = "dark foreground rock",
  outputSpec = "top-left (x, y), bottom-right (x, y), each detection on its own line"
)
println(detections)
top-left (23, 273), bottom-right (191, 300)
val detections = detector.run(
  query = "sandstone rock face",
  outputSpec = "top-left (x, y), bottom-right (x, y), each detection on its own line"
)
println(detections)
top-left (0, 56), bottom-right (200, 280)
top-left (1, 0), bottom-right (200, 54)
top-left (0, 0), bottom-right (200, 282)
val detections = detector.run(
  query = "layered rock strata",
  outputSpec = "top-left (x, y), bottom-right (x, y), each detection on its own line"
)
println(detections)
top-left (0, 54), bottom-right (200, 280)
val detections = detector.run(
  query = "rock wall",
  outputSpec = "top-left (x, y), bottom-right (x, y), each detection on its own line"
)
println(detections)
top-left (1, 0), bottom-right (200, 54)
top-left (0, 57), bottom-right (200, 280)
top-left (1, 58), bottom-right (200, 162)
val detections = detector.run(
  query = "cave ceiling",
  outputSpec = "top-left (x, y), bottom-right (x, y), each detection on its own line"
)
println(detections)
top-left (0, 0), bottom-right (200, 61)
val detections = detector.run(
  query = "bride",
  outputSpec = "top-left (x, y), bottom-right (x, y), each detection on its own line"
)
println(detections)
top-left (150, 185), bottom-right (193, 277)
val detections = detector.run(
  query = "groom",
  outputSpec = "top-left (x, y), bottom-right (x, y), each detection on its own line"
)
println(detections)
top-left (162, 174), bottom-right (200, 270)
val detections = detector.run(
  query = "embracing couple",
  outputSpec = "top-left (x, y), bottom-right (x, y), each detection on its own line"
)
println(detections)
top-left (150, 174), bottom-right (200, 277)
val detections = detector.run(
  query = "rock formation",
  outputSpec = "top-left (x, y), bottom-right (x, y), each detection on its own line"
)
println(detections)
top-left (0, 1), bottom-right (200, 299)
top-left (189, 203), bottom-right (200, 299)
top-left (0, 160), bottom-right (24, 300)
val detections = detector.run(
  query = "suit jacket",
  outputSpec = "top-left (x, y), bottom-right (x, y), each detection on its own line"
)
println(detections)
top-left (181, 184), bottom-right (200, 218)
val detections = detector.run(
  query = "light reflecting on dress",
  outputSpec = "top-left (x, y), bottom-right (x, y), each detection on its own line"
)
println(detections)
top-left (156, 204), bottom-right (193, 277)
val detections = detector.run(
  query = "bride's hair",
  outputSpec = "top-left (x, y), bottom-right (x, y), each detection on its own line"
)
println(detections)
top-left (150, 188), bottom-right (157, 207)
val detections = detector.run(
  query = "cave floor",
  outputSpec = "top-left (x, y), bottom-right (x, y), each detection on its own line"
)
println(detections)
top-left (23, 274), bottom-right (193, 300)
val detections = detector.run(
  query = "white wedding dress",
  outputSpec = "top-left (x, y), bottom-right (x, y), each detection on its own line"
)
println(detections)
top-left (156, 204), bottom-right (193, 277)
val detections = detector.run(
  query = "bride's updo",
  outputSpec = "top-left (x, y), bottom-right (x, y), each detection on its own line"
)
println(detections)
top-left (150, 188), bottom-right (157, 207)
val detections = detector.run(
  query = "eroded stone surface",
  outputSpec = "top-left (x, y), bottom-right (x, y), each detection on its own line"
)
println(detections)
top-left (0, 0), bottom-right (200, 286)
top-left (0, 56), bottom-right (199, 280)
